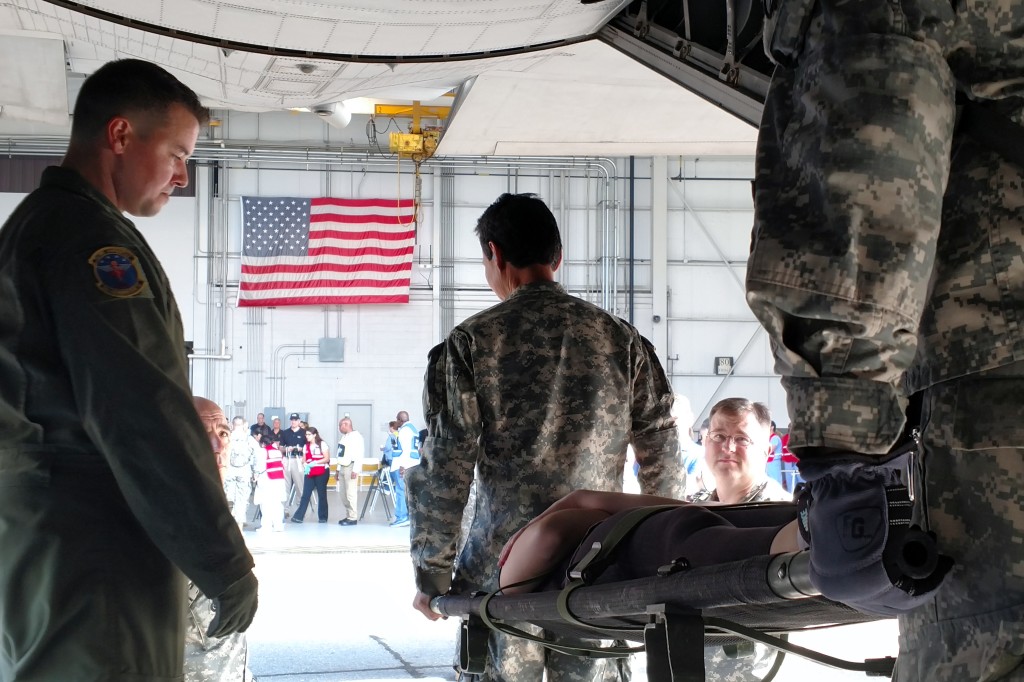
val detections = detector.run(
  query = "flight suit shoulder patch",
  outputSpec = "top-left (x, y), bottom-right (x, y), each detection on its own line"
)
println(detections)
top-left (89, 246), bottom-right (148, 298)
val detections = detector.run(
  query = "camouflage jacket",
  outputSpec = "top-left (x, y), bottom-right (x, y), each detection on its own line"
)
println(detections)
top-left (407, 280), bottom-right (683, 595)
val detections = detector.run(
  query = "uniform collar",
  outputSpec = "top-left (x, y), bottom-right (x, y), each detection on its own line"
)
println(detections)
top-left (41, 166), bottom-right (125, 221)
top-left (504, 279), bottom-right (564, 302)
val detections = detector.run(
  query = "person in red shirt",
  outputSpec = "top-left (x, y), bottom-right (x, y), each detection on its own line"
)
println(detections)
top-left (291, 426), bottom-right (331, 524)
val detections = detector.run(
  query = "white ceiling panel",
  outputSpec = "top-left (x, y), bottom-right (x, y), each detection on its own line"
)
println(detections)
top-left (161, 0), bottom-right (219, 35)
top-left (419, 23), bottom-right (490, 57)
top-left (0, 30), bottom-right (68, 126)
top-left (362, 23), bottom-right (437, 56)
top-left (213, 5), bottom-right (282, 47)
top-left (278, 15), bottom-right (338, 53)
top-left (0, 0), bottom-right (756, 158)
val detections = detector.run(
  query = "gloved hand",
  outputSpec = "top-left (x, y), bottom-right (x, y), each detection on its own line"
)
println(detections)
top-left (798, 462), bottom-right (953, 616)
top-left (207, 571), bottom-right (259, 638)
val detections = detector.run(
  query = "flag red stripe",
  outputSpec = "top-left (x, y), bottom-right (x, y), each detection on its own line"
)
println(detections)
top-left (311, 213), bottom-right (416, 225)
top-left (239, 295), bottom-right (409, 306)
top-left (242, 262), bottom-right (412, 275)
top-left (309, 245), bottom-right (414, 258)
top-left (240, 277), bottom-right (412, 291)
top-left (310, 228), bottom-right (416, 241)
top-left (311, 197), bottom-right (415, 209)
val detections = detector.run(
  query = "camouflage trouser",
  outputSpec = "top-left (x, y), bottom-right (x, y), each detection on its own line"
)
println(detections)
top-left (747, 0), bottom-right (1024, 678)
top-left (747, 0), bottom-right (1024, 454)
top-left (895, 375), bottom-right (1024, 681)
top-left (456, 625), bottom-right (631, 682)
top-left (184, 583), bottom-right (252, 681)
top-left (224, 475), bottom-right (250, 526)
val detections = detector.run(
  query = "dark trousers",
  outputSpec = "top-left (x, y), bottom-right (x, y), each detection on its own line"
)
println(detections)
top-left (294, 471), bottom-right (329, 522)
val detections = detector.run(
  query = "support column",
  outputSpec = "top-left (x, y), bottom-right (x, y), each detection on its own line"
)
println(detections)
top-left (651, 156), bottom-right (669, 362)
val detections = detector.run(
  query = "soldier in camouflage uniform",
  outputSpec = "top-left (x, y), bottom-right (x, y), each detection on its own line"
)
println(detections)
top-left (748, 0), bottom-right (1024, 679)
top-left (407, 193), bottom-right (683, 681)
top-left (691, 398), bottom-right (789, 682)
top-left (185, 398), bottom-right (253, 682)
top-left (225, 416), bottom-right (256, 529)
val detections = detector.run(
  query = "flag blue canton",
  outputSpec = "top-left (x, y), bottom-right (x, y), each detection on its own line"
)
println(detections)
top-left (242, 198), bottom-right (311, 257)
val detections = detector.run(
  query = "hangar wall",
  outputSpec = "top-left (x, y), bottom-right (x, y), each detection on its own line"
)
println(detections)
top-left (0, 112), bottom-right (783, 453)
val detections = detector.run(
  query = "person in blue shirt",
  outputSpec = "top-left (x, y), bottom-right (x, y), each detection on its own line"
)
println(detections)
top-left (389, 411), bottom-right (421, 527)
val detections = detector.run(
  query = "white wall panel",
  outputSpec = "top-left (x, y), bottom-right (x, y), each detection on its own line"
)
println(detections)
top-left (0, 145), bottom-right (787, 448)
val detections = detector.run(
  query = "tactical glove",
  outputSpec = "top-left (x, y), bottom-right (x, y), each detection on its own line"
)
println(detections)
top-left (797, 452), bottom-right (953, 616)
top-left (207, 571), bottom-right (259, 638)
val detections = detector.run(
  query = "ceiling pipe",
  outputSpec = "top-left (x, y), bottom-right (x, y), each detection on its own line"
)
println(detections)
top-left (0, 136), bottom-right (616, 177)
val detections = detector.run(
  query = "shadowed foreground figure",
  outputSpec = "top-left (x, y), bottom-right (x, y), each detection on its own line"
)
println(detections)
top-left (748, 1), bottom-right (1024, 679)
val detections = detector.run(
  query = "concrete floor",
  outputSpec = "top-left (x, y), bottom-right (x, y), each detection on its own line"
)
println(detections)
top-left (241, 488), bottom-right (899, 682)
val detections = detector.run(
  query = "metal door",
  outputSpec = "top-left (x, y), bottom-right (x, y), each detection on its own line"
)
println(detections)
top-left (336, 403), bottom-right (374, 454)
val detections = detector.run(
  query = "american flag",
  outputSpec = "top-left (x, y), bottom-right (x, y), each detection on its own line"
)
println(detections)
top-left (239, 197), bottom-right (415, 306)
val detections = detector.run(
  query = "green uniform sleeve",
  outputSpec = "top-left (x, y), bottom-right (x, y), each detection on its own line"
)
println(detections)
top-left (47, 237), bottom-right (253, 598)
top-left (407, 336), bottom-right (480, 595)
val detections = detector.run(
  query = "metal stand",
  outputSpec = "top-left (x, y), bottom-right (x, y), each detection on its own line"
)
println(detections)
top-left (359, 461), bottom-right (395, 521)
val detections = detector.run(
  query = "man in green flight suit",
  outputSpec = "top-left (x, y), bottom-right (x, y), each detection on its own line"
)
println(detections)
top-left (0, 59), bottom-right (257, 680)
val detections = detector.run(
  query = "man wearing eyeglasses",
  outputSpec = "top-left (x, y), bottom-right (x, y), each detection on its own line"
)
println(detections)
top-left (690, 398), bottom-right (790, 505)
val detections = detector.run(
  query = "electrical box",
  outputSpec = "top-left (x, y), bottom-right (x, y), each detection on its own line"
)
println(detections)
top-left (319, 337), bottom-right (345, 362)
top-left (389, 132), bottom-right (423, 154)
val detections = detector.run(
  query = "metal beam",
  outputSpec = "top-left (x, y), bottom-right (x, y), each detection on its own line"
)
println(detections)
top-left (597, 20), bottom-right (768, 127)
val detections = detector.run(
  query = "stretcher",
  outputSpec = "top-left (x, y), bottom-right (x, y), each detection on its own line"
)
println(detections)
top-left (433, 549), bottom-right (897, 681)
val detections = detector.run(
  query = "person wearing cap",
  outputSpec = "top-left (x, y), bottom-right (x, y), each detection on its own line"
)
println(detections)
top-left (279, 413), bottom-right (308, 516)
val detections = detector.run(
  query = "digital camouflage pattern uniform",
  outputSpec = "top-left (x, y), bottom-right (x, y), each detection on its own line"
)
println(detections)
top-left (225, 429), bottom-right (256, 526)
top-left (407, 280), bottom-right (683, 681)
top-left (692, 482), bottom-right (792, 681)
top-left (0, 167), bottom-right (254, 680)
top-left (184, 583), bottom-right (252, 682)
top-left (747, 1), bottom-right (1024, 679)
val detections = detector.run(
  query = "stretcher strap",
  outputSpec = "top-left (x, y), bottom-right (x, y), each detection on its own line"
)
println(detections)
top-left (569, 504), bottom-right (681, 582)
top-left (550, 505), bottom-right (683, 638)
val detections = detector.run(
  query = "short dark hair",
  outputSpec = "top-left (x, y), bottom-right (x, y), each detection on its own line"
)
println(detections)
top-left (709, 397), bottom-right (771, 429)
top-left (71, 59), bottom-right (209, 143)
top-left (474, 193), bottom-right (562, 268)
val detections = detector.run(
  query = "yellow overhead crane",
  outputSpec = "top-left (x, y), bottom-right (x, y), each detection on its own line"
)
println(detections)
top-left (377, 101), bottom-right (451, 163)
top-left (372, 99), bottom-right (452, 236)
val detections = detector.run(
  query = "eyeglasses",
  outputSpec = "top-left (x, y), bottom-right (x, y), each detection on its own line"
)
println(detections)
top-left (707, 432), bottom-right (755, 449)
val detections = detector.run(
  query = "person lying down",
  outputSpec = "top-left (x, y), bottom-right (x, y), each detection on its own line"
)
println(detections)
top-left (497, 489), bottom-right (800, 594)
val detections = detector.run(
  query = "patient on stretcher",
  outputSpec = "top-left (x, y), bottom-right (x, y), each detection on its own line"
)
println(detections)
top-left (498, 489), bottom-right (800, 594)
